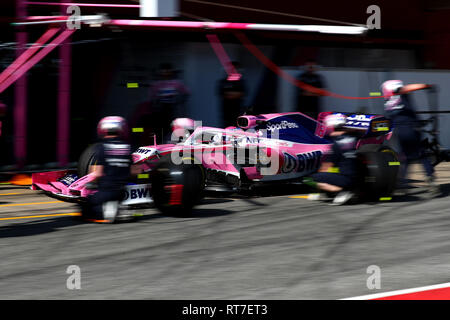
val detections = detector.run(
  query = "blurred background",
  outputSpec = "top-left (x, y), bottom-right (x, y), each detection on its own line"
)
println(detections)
top-left (0, 0), bottom-right (450, 170)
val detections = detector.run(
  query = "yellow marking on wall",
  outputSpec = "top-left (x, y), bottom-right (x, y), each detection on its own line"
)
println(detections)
top-left (127, 83), bottom-right (139, 88)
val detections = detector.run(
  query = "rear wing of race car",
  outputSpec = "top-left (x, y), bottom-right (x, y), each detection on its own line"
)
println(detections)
top-left (316, 112), bottom-right (392, 139)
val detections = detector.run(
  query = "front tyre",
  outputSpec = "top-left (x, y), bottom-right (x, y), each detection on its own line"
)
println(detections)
top-left (151, 156), bottom-right (205, 216)
top-left (77, 143), bottom-right (100, 177)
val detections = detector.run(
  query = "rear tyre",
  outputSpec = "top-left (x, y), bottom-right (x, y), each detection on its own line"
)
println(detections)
top-left (151, 156), bottom-right (205, 216)
top-left (356, 144), bottom-right (399, 201)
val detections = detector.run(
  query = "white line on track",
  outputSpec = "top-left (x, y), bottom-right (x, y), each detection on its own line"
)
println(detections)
top-left (341, 282), bottom-right (450, 300)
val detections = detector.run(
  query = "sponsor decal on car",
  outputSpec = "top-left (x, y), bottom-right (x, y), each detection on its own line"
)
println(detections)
top-left (58, 174), bottom-right (78, 186)
top-left (134, 147), bottom-right (156, 155)
top-left (345, 114), bottom-right (371, 128)
top-left (281, 151), bottom-right (322, 174)
top-left (266, 121), bottom-right (299, 132)
top-left (121, 184), bottom-right (153, 205)
top-left (132, 147), bottom-right (159, 162)
top-left (371, 120), bottom-right (390, 132)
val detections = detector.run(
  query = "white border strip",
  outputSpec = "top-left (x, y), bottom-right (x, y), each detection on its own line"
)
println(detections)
top-left (342, 282), bottom-right (450, 300)
top-left (14, 15), bottom-right (108, 26)
top-left (249, 24), bottom-right (367, 34)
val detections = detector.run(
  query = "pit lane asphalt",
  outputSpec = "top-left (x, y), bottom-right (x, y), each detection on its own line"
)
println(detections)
top-left (1, 164), bottom-right (450, 300)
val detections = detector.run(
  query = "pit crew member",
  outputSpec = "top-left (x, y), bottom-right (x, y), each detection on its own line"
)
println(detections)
top-left (304, 113), bottom-right (358, 205)
top-left (381, 80), bottom-right (438, 196)
top-left (81, 116), bottom-right (135, 223)
top-left (171, 117), bottom-right (195, 143)
top-left (150, 63), bottom-right (190, 139)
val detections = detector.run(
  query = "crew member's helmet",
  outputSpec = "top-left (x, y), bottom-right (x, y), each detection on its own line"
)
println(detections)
top-left (171, 118), bottom-right (195, 142)
top-left (324, 113), bottom-right (347, 130)
top-left (381, 80), bottom-right (404, 98)
top-left (97, 116), bottom-right (128, 139)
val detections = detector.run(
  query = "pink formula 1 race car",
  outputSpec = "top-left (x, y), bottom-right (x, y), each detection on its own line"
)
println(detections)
top-left (32, 112), bottom-right (399, 215)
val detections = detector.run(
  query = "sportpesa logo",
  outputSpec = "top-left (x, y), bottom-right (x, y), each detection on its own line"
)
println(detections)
top-left (266, 121), bottom-right (299, 132)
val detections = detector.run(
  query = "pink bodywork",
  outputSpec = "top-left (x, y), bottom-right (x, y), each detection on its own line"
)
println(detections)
top-left (32, 112), bottom-right (391, 199)
top-left (32, 170), bottom-right (97, 197)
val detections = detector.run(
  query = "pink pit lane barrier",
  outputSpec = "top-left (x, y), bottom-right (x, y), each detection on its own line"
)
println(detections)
top-left (0, 29), bottom-right (75, 94)
top-left (25, 1), bottom-right (140, 8)
top-left (27, 15), bottom-right (66, 20)
top-left (206, 34), bottom-right (239, 78)
top-left (58, 24), bottom-right (72, 166)
top-left (108, 19), bottom-right (249, 30)
top-left (0, 28), bottom-right (59, 86)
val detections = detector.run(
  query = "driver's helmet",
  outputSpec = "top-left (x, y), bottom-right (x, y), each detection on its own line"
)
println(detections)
top-left (381, 80), bottom-right (403, 98)
top-left (171, 118), bottom-right (195, 142)
top-left (324, 113), bottom-right (347, 131)
top-left (97, 116), bottom-right (128, 139)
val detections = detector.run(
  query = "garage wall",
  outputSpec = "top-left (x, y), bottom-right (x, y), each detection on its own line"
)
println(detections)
top-left (278, 68), bottom-right (450, 147)
top-left (98, 40), bottom-right (273, 128)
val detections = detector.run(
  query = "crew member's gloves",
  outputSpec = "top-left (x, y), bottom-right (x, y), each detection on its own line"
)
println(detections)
top-left (302, 177), bottom-right (318, 189)
top-left (85, 182), bottom-right (98, 190)
top-left (425, 84), bottom-right (437, 92)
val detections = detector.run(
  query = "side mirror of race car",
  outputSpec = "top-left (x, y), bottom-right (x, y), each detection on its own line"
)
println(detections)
top-left (237, 115), bottom-right (266, 130)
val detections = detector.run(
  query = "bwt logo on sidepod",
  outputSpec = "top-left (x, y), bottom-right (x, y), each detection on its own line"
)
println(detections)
top-left (124, 186), bottom-right (150, 200)
top-left (282, 151), bottom-right (322, 174)
top-left (266, 121), bottom-right (299, 132)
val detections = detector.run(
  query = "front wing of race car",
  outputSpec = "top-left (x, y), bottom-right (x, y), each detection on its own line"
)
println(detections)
top-left (31, 170), bottom-right (153, 206)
